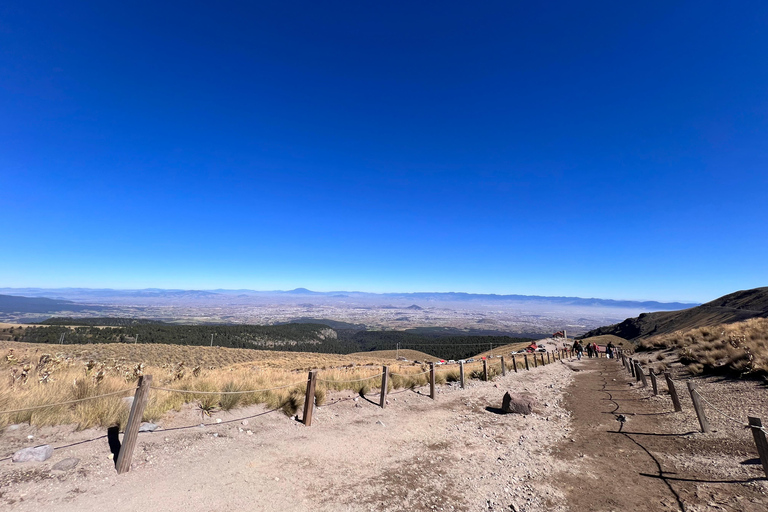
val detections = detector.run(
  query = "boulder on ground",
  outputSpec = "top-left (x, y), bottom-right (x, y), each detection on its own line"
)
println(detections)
top-left (501, 392), bottom-right (536, 415)
top-left (52, 457), bottom-right (80, 471)
top-left (12, 445), bottom-right (53, 463)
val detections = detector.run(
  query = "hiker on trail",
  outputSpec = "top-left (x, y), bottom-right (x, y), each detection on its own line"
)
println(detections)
top-left (573, 340), bottom-right (584, 360)
top-left (586, 343), bottom-right (593, 358)
top-left (606, 342), bottom-right (614, 359)
top-left (592, 342), bottom-right (599, 357)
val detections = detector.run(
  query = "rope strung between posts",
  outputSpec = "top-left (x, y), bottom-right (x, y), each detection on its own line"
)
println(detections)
top-left (390, 368), bottom-right (432, 377)
top-left (316, 373), bottom-right (383, 384)
top-left (0, 387), bottom-right (137, 415)
top-left (150, 381), bottom-right (307, 395)
top-left (692, 386), bottom-right (768, 433)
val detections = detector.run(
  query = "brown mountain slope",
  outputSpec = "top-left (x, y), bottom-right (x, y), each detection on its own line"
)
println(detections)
top-left (581, 286), bottom-right (768, 341)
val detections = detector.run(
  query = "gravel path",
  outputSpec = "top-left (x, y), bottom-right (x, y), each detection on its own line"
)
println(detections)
top-left (3, 356), bottom-right (767, 511)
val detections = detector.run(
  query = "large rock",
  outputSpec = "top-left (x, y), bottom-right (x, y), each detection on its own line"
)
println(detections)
top-left (501, 392), bottom-right (536, 415)
top-left (12, 445), bottom-right (53, 463)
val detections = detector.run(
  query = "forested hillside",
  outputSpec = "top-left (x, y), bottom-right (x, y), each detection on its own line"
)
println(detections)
top-left (3, 321), bottom-right (535, 360)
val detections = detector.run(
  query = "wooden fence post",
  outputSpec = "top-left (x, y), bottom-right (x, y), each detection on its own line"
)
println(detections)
top-left (483, 359), bottom-right (488, 381)
top-left (748, 417), bottom-right (768, 478)
top-left (636, 363), bottom-right (648, 387)
top-left (116, 374), bottom-right (152, 474)
top-left (429, 363), bottom-right (436, 399)
top-left (379, 366), bottom-right (389, 408)
top-left (540, 353), bottom-right (545, 366)
top-left (547, 352), bottom-right (551, 364)
top-left (687, 381), bottom-right (711, 433)
top-left (664, 372), bottom-right (682, 412)
top-left (649, 370), bottom-right (658, 396)
top-left (459, 361), bottom-right (465, 389)
top-left (524, 354), bottom-right (530, 371)
top-left (302, 370), bottom-right (318, 426)
top-left (629, 358), bottom-right (636, 377)
top-left (501, 356), bottom-right (506, 376)
top-left (512, 355), bottom-right (518, 372)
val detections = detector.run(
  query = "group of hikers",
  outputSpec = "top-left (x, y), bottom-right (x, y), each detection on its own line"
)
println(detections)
top-left (570, 340), bottom-right (616, 360)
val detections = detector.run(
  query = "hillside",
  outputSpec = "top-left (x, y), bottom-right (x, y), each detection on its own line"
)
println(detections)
top-left (636, 317), bottom-right (768, 377)
top-left (580, 287), bottom-right (768, 341)
top-left (0, 294), bottom-right (104, 314)
top-left (0, 321), bottom-right (534, 361)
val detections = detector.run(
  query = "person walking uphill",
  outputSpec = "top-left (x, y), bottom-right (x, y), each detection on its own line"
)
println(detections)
top-left (606, 341), bottom-right (615, 359)
top-left (573, 340), bottom-right (584, 360)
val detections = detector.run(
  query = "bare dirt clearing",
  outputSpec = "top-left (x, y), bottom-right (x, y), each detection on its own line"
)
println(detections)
top-left (2, 357), bottom-right (767, 511)
top-left (1, 361), bottom-right (574, 512)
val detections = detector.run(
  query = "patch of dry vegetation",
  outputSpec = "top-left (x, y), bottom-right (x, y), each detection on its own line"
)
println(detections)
top-left (0, 341), bottom-right (494, 429)
top-left (637, 317), bottom-right (768, 377)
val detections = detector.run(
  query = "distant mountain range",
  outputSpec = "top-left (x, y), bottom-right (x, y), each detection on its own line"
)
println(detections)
top-left (0, 287), bottom-right (697, 310)
top-left (581, 287), bottom-right (768, 340)
top-left (0, 294), bottom-right (107, 314)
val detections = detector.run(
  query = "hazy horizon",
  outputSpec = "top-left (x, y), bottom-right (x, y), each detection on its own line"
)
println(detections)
top-left (0, 285), bottom-right (703, 306)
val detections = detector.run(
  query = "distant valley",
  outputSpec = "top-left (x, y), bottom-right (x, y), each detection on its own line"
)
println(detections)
top-left (0, 287), bottom-right (697, 338)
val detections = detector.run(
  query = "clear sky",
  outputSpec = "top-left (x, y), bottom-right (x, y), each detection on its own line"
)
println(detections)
top-left (1, 1), bottom-right (766, 303)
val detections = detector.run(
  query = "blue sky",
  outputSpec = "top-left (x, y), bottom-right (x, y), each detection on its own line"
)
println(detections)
top-left (1, 1), bottom-right (766, 302)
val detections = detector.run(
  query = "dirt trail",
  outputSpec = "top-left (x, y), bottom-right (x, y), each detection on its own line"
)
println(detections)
top-left (554, 357), bottom-right (768, 511)
top-left (2, 357), bottom-right (767, 511)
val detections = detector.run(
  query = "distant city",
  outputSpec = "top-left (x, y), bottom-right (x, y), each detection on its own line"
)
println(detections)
top-left (0, 288), bottom-right (698, 337)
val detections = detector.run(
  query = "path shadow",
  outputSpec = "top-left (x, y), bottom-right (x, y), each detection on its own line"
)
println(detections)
top-left (485, 406), bottom-right (506, 415)
top-left (107, 425), bottom-right (120, 468)
top-left (640, 473), bottom-right (766, 484)
top-left (741, 458), bottom-right (762, 465)
top-left (358, 392), bottom-right (380, 407)
top-left (608, 430), bottom-right (697, 437)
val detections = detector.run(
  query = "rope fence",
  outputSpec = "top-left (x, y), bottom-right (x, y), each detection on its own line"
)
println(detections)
top-left (0, 387), bottom-right (137, 415)
top-left (317, 373), bottom-right (384, 384)
top-left (0, 347), bottom-right (568, 475)
top-left (150, 381), bottom-right (307, 394)
top-left (614, 349), bottom-right (768, 478)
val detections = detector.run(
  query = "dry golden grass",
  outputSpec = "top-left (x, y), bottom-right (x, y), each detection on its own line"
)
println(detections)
top-left (0, 341), bottom-right (496, 428)
top-left (474, 341), bottom-right (536, 359)
top-left (638, 317), bottom-right (768, 376)
top-left (347, 349), bottom-right (437, 362)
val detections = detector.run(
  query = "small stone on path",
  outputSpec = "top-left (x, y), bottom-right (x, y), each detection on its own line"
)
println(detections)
top-left (52, 458), bottom-right (80, 471)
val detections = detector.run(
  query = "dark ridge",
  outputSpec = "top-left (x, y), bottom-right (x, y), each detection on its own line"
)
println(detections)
top-left (0, 294), bottom-right (104, 314)
top-left (580, 287), bottom-right (768, 341)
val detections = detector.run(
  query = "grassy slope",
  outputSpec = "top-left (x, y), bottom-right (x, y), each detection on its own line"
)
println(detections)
top-left (637, 317), bottom-right (768, 377)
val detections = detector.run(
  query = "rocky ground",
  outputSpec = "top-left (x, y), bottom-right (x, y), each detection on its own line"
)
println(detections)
top-left (1, 356), bottom-right (767, 511)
